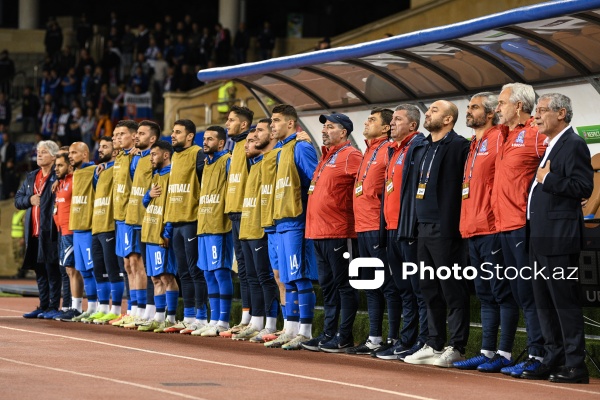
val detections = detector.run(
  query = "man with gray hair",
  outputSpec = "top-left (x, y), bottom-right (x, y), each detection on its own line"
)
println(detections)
top-left (454, 92), bottom-right (519, 372)
top-left (492, 83), bottom-right (547, 378)
top-left (16, 140), bottom-right (62, 319)
top-left (378, 103), bottom-right (429, 361)
top-left (522, 93), bottom-right (592, 383)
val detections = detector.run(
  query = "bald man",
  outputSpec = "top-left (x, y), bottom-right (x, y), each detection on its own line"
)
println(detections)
top-left (403, 100), bottom-right (470, 367)
top-left (67, 142), bottom-right (101, 321)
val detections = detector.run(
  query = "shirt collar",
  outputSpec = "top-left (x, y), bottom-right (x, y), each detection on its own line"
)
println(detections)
top-left (280, 133), bottom-right (297, 146)
top-left (206, 149), bottom-right (229, 164)
top-left (155, 164), bottom-right (171, 175)
top-left (544, 125), bottom-right (570, 148)
top-left (364, 135), bottom-right (389, 149)
top-left (321, 140), bottom-right (350, 157)
top-left (250, 154), bottom-right (264, 165)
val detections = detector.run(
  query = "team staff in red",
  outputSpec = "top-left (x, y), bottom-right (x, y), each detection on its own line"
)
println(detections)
top-left (345, 108), bottom-right (403, 358)
top-left (304, 113), bottom-right (362, 353)
top-left (492, 83), bottom-right (547, 378)
top-left (454, 93), bottom-right (519, 372)
top-left (53, 150), bottom-right (84, 320)
top-left (383, 104), bottom-right (428, 361)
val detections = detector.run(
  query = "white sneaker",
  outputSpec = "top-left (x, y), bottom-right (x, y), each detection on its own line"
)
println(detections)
top-left (403, 344), bottom-right (443, 365)
top-left (200, 324), bottom-right (229, 337)
top-left (189, 323), bottom-right (211, 336)
top-left (433, 346), bottom-right (465, 368)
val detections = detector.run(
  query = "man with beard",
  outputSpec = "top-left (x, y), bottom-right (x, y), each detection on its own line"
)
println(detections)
top-left (68, 142), bottom-right (100, 322)
top-left (235, 122), bottom-right (281, 342)
top-left (219, 106), bottom-right (255, 338)
top-left (87, 137), bottom-right (126, 324)
top-left (163, 119), bottom-right (206, 334)
top-left (403, 100), bottom-right (470, 367)
top-left (453, 93), bottom-right (519, 372)
top-left (191, 126), bottom-right (234, 336)
top-left (53, 150), bottom-right (85, 321)
top-left (492, 83), bottom-right (546, 378)
top-left (110, 120), bottom-right (138, 325)
top-left (122, 121), bottom-right (160, 329)
top-left (138, 140), bottom-right (180, 333)
top-left (303, 113), bottom-right (362, 352)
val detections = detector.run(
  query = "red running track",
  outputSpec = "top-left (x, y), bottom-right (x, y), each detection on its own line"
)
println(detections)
top-left (1, 296), bottom-right (600, 400)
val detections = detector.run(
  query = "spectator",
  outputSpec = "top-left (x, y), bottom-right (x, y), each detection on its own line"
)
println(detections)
top-left (163, 15), bottom-right (174, 39)
top-left (190, 23), bottom-right (202, 49)
top-left (44, 19), bottom-right (63, 60)
top-left (80, 65), bottom-right (93, 106)
top-left (54, 105), bottom-right (71, 144)
top-left (110, 84), bottom-right (126, 125)
top-left (128, 66), bottom-right (149, 92)
top-left (130, 53), bottom-right (152, 79)
top-left (257, 21), bottom-right (275, 60)
top-left (68, 107), bottom-right (83, 144)
top-left (185, 37), bottom-right (201, 69)
top-left (198, 26), bottom-right (214, 69)
top-left (173, 34), bottom-right (188, 66)
top-left (177, 64), bottom-right (197, 92)
top-left (107, 26), bottom-right (121, 49)
top-left (76, 14), bottom-right (93, 50)
top-left (174, 21), bottom-right (186, 37)
top-left (152, 22), bottom-right (166, 49)
top-left (54, 46), bottom-right (76, 77)
top-left (2, 158), bottom-right (20, 199)
top-left (109, 11), bottom-right (122, 37)
top-left (0, 50), bottom-right (16, 95)
top-left (81, 107), bottom-right (96, 150)
top-left (120, 24), bottom-right (136, 80)
top-left (39, 103), bottom-right (56, 139)
top-left (0, 92), bottom-right (12, 127)
top-left (214, 23), bottom-right (231, 66)
top-left (163, 66), bottom-right (177, 93)
top-left (162, 37), bottom-right (175, 65)
top-left (101, 40), bottom-right (122, 88)
top-left (89, 66), bottom-right (106, 105)
top-left (21, 86), bottom-right (40, 134)
top-left (60, 67), bottom-right (78, 107)
top-left (136, 23), bottom-right (151, 56)
top-left (48, 69), bottom-right (62, 99)
top-left (152, 52), bottom-right (168, 104)
top-left (233, 23), bottom-right (250, 64)
top-left (315, 37), bottom-right (331, 51)
top-left (75, 48), bottom-right (95, 82)
top-left (183, 14), bottom-right (193, 36)
top-left (144, 37), bottom-right (161, 67)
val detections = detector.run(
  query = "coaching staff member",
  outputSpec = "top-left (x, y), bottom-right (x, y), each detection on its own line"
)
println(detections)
top-left (522, 93), bottom-right (593, 384)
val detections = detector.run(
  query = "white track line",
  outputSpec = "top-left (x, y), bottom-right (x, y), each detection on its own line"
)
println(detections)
top-left (0, 356), bottom-right (207, 400)
top-left (0, 308), bottom-right (27, 314)
top-left (0, 325), bottom-right (436, 400)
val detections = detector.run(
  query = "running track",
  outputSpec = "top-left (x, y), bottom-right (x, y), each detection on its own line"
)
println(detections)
top-left (1, 296), bottom-right (599, 400)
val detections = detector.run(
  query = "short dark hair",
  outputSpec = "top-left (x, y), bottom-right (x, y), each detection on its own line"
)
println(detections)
top-left (371, 108), bottom-right (393, 126)
top-left (258, 118), bottom-right (272, 125)
top-left (271, 104), bottom-right (298, 122)
top-left (139, 120), bottom-right (161, 141)
top-left (230, 105), bottom-right (254, 124)
top-left (151, 140), bottom-right (174, 155)
top-left (59, 146), bottom-right (69, 152)
top-left (116, 120), bottom-right (139, 133)
top-left (173, 119), bottom-right (196, 134)
top-left (56, 152), bottom-right (69, 164)
top-left (99, 135), bottom-right (113, 143)
top-left (206, 125), bottom-right (227, 142)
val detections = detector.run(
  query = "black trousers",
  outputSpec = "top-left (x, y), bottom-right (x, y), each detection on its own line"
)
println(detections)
top-left (313, 238), bottom-right (358, 340)
top-left (530, 247), bottom-right (586, 368)
top-left (417, 223), bottom-right (470, 352)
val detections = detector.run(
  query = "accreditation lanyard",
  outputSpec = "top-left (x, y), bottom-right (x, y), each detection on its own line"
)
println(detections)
top-left (461, 136), bottom-right (483, 200)
top-left (385, 135), bottom-right (417, 195)
top-left (416, 133), bottom-right (447, 199)
top-left (308, 142), bottom-right (352, 194)
top-left (355, 140), bottom-right (387, 197)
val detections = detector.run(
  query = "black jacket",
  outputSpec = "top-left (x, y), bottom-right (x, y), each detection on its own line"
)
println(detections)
top-left (529, 128), bottom-right (593, 255)
top-left (394, 132), bottom-right (427, 240)
top-left (14, 168), bottom-right (58, 267)
top-left (405, 129), bottom-right (469, 239)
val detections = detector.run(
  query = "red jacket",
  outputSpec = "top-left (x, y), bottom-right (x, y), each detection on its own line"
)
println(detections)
top-left (492, 118), bottom-right (547, 232)
top-left (459, 126), bottom-right (506, 238)
top-left (54, 173), bottom-right (73, 235)
top-left (353, 136), bottom-right (390, 233)
top-left (305, 140), bottom-right (362, 239)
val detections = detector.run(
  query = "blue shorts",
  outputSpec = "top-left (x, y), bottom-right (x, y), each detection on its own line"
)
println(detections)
top-left (115, 221), bottom-right (135, 257)
top-left (197, 232), bottom-right (233, 271)
top-left (73, 230), bottom-right (93, 272)
top-left (276, 229), bottom-right (318, 283)
top-left (268, 232), bottom-right (279, 271)
top-left (59, 234), bottom-right (75, 267)
top-left (146, 243), bottom-right (178, 277)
